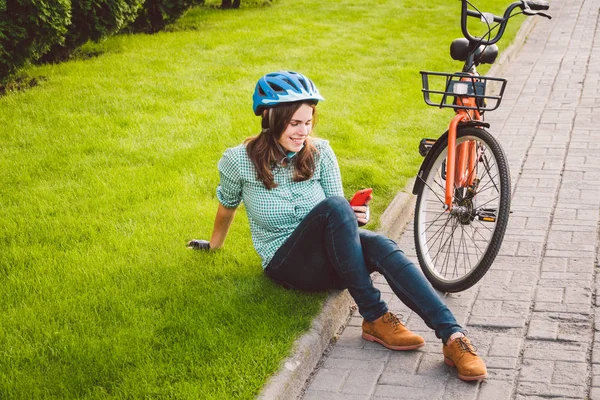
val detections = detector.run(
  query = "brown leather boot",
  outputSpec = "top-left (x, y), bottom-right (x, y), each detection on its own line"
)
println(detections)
top-left (362, 312), bottom-right (425, 350)
top-left (443, 336), bottom-right (487, 381)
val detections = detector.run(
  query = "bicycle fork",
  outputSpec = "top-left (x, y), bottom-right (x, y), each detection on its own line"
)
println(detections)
top-left (445, 112), bottom-right (477, 211)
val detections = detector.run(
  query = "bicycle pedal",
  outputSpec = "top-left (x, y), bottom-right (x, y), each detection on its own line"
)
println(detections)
top-left (419, 138), bottom-right (437, 156)
top-left (478, 208), bottom-right (497, 222)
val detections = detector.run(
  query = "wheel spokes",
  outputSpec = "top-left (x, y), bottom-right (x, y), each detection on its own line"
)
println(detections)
top-left (418, 135), bottom-right (502, 283)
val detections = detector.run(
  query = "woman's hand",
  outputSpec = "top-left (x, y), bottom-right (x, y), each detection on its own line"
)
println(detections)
top-left (187, 239), bottom-right (211, 250)
top-left (351, 193), bottom-right (372, 226)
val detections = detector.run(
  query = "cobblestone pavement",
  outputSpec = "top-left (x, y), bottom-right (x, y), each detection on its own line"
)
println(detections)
top-left (302, 0), bottom-right (600, 398)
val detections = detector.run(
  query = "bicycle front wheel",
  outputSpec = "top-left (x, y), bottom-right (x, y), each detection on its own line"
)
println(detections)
top-left (414, 126), bottom-right (511, 292)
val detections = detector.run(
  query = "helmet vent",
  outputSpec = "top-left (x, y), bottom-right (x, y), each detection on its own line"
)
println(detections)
top-left (271, 83), bottom-right (285, 93)
top-left (280, 77), bottom-right (294, 87)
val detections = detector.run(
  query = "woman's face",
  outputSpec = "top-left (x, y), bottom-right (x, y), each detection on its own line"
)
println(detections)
top-left (278, 103), bottom-right (313, 153)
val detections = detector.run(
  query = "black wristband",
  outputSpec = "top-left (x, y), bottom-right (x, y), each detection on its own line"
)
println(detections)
top-left (188, 239), bottom-right (211, 250)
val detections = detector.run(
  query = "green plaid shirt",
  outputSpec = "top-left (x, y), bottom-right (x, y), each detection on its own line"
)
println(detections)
top-left (217, 138), bottom-right (344, 268)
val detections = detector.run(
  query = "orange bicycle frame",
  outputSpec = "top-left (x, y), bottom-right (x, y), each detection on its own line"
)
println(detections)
top-left (444, 84), bottom-right (481, 209)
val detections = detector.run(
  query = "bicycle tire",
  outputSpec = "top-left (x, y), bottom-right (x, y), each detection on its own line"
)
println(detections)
top-left (414, 126), bottom-right (511, 292)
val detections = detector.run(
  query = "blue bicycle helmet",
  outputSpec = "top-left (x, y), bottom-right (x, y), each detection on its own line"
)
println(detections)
top-left (252, 71), bottom-right (324, 115)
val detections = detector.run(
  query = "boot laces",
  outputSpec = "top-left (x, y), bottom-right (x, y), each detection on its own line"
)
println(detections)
top-left (456, 337), bottom-right (478, 355)
top-left (383, 312), bottom-right (404, 328)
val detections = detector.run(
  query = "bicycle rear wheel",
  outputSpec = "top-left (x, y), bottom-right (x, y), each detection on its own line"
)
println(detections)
top-left (414, 126), bottom-right (511, 292)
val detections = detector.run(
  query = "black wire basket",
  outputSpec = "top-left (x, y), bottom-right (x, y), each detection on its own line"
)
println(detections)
top-left (420, 71), bottom-right (507, 112)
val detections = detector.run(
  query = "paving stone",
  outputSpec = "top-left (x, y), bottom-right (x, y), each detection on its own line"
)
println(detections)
top-left (471, 300), bottom-right (502, 317)
top-left (546, 230), bottom-right (573, 246)
top-left (527, 319), bottom-right (559, 340)
top-left (534, 287), bottom-right (563, 303)
top-left (335, 326), bottom-right (366, 348)
top-left (590, 388), bottom-right (600, 400)
top-left (441, 378), bottom-right (480, 400)
top-left (546, 249), bottom-right (596, 258)
top-left (485, 356), bottom-right (518, 370)
top-left (539, 278), bottom-right (592, 289)
top-left (341, 369), bottom-right (381, 395)
top-left (328, 347), bottom-right (390, 362)
top-left (492, 256), bottom-right (540, 271)
top-left (383, 351), bottom-right (423, 374)
top-left (489, 336), bottom-right (523, 358)
top-left (519, 359), bottom-right (554, 383)
top-left (564, 286), bottom-right (592, 304)
top-left (552, 361), bottom-right (588, 386)
top-left (591, 341), bottom-right (600, 364)
top-left (322, 358), bottom-right (386, 372)
top-left (378, 372), bottom-right (446, 388)
top-left (533, 301), bottom-right (591, 314)
top-left (522, 340), bottom-right (588, 362)
top-left (557, 321), bottom-right (592, 342)
top-left (517, 242), bottom-right (544, 257)
top-left (508, 271), bottom-right (538, 287)
top-left (478, 380), bottom-right (513, 400)
top-left (487, 368), bottom-right (518, 381)
top-left (525, 217), bottom-right (551, 230)
top-left (517, 382), bottom-right (587, 398)
top-left (416, 352), bottom-right (451, 377)
top-left (593, 364), bottom-right (600, 387)
top-left (303, 391), bottom-right (369, 400)
top-left (477, 286), bottom-right (533, 302)
top-left (573, 230), bottom-right (598, 245)
top-left (413, 343), bottom-right (443, 358)
top-left (306, 369), bottom-right (348, 395)
top-left (540, 257), bottom-right (569, 272)
top-left (469, 316), bottom-right (526, 329)
top-left (373, 384), bottom-right (443, 400)
top-left (498, 241), bottom-right (523, 256)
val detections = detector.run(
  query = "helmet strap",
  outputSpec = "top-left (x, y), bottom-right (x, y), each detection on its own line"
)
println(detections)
top-left (261, 108), bottom-right (276, 135)
top-left (268, 108), bottom-right (275, 132)
top-left (261, 109), bottom-right (269, 133)
top-left (274, 140), bottom-right (291, 166)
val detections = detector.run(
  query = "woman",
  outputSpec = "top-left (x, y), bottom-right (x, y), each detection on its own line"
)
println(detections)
top-left (188, 71), bottom-right (487, 381)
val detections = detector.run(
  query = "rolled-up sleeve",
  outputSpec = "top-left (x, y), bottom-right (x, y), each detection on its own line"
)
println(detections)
top-left (319, 141), bottom-right (344, 198)
top-left (216, 148), bottom-right (243, 208)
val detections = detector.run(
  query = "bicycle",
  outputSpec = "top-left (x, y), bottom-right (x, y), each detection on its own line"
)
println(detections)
top-left (414, 0), bottom-right (551, 293)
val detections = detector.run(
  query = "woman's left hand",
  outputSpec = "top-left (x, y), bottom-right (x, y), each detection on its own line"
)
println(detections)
top-left (351, 194), bottom-right (372, 226)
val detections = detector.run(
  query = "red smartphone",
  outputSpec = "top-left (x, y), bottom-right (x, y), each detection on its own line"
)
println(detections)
top-left (350, 188), bottom-right (373, 206)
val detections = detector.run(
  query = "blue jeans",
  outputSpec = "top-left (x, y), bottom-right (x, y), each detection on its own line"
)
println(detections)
top-left (265, 196), bottom-right (462, 343)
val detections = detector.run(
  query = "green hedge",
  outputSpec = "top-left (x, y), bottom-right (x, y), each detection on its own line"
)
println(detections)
top-left (1, 0), bottom-right (210, 81)
top-left (43, 0), bottom-right (145, 61)
top-left (0, 0), bottom-right (71, 81)
top-left (131, 0), bottom-right (205, 33)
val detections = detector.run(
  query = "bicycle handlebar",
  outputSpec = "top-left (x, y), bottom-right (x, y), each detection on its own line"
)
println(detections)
top-left (460, 0), bottom-right (551, 46)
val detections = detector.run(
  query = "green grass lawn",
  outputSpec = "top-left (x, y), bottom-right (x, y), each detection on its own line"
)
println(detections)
top-left (0, 0), bottom-right (524, 398)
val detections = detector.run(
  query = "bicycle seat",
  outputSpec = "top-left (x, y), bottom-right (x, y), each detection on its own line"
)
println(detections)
top-left (450, 38), bottom-right (498, 65)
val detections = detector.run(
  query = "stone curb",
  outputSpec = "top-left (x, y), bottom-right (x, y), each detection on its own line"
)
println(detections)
top-left (257, 178), bottom-right (416, 400)
top-left (257, 15), bottom-right (538, 400)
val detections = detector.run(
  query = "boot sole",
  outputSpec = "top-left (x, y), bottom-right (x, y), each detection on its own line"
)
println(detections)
top-left (362, 333), bottom-right (425, 351)
top-left (444, 357), bottom-right (488, 381)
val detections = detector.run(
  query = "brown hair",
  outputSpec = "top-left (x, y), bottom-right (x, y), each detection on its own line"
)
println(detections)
top-left (245, 102), bottom-right (318, 190)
